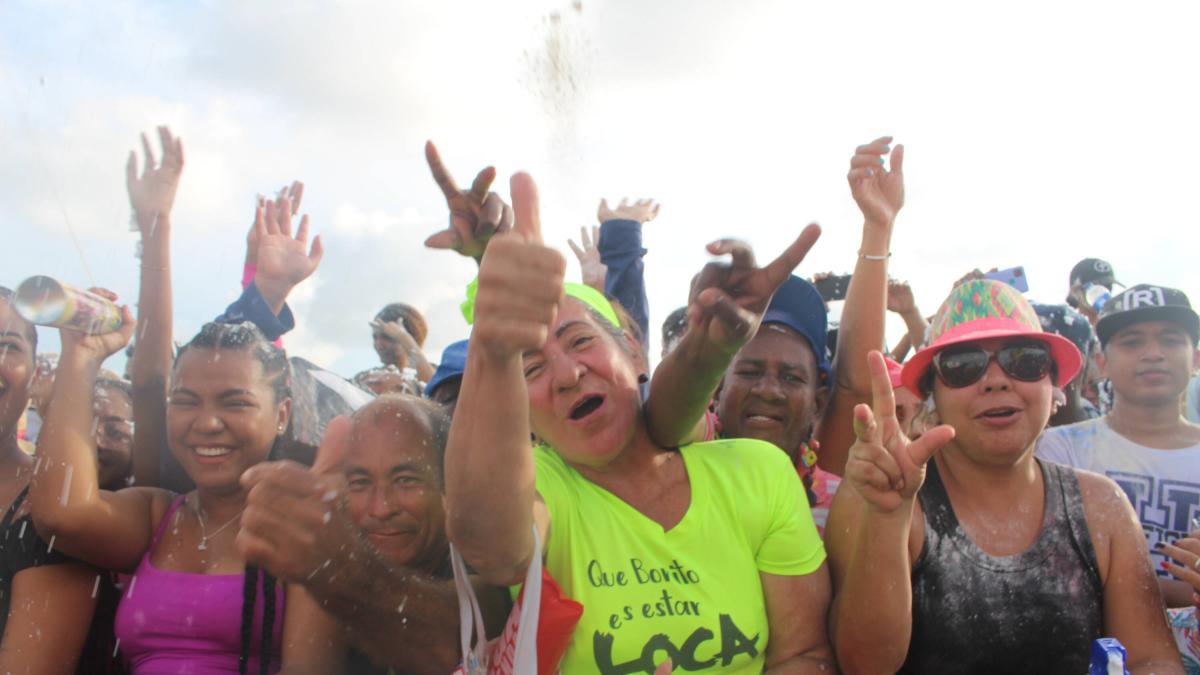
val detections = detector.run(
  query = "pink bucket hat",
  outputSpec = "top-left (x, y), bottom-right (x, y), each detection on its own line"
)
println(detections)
top-left (901, 279), bottom-right (1082, 395)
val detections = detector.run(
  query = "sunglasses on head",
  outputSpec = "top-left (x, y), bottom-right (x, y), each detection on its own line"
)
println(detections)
top-left (932, 341), bottom-right (1054, 390)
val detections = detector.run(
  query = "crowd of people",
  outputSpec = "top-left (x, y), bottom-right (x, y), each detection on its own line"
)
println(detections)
top-left (2, 125), bottom-right (1199, 674)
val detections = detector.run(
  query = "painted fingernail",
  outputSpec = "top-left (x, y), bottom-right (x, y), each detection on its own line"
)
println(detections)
top-left (1161, 561), bottom-right (1171, 570)
top-left (865, 168), bottom-right (874, 177)
top-left (878, 157), bottom-right (886, 165)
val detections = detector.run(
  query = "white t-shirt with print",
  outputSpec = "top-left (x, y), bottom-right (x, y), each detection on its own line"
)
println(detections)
top-left (1037, 418), bottom-right (1200, 575)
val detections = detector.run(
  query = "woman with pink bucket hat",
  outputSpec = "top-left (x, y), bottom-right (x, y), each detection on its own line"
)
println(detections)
top-left (826, 279), bottom-right (1182, 674)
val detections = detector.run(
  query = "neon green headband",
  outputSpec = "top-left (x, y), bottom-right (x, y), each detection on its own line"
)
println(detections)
top-left (460, 278), bottom-right (621, 328)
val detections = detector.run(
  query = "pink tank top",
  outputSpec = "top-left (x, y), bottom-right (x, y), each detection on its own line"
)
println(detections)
top-left (114, 495), bottom-right (285, 674)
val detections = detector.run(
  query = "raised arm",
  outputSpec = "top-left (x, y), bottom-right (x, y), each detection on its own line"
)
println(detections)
top-left (643, 227), bottom-right (822, 448)
top-left (817, 137), bottom-right (905, 476)
top-left (826, 351), bottom-right (954, 675)
top-left (30, 293), bottom-right (161, 572)
top-left (596, 197), bottom-right (660, 349)
top-left (445, 173), bottom-right (564, 586)
top-left (887, 279), bottom-right (928, 362)
top-left (127, 127), bottom-right (183, 489)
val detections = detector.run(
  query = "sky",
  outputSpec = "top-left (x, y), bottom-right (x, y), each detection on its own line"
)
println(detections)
top-left (3, 0), bottom-right (1199, 377)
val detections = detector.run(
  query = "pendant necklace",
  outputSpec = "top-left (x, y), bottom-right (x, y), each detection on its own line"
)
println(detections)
top-left (195, 501), bottom-right (244, 551)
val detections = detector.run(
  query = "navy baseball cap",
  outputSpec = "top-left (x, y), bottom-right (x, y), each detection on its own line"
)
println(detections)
top-left (1096, 284), bottom-right (1200, 347)
top-left (425, 340), bottom-right (468, 399)
top-left (1033, 303), bottom-right (1097, 357)
top-left (761, 276), bottom-right (832, 386)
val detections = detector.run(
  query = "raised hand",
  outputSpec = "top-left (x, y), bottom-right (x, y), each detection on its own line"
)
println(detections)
top-left (424, 141), bottom-right (514, 261)
top-left (845, 351), bottom-right (955, 513)
top-left (847, 136), bottom-right (903, 228)
top-left (246, 182), bottom-right (304, 267)
top-left (567, 225), bottom-right (606, 291)
top-left (57, 288), bottom-right (136, 367)
top-left (686, 224), bottom-right (822, 357)
top-left (597, 197), bottom-right (660, 224)
top-left (886, 279), bottom-right (917, 315)
top-left (472, 173), bottom-right (566, 361)
top-left (238, 415), bottom-right (354, 583)
top-left (126, 126), bottom-right (184, 234)
top-left (253, 193), bottom-right (324, 313)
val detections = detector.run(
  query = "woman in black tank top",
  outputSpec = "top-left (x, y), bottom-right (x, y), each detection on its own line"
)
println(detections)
top-left (826, 280), bottom-right (1182, 674)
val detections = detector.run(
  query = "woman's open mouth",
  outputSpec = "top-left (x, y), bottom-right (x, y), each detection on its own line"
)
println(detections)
top-left (568, 395), bottom-right (605, 422)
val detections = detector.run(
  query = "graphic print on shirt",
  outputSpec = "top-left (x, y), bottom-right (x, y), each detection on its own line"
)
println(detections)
top-left (585, 556), bottom-right (760, 674)
top-left (1108, 471), bottom-right (1200, 575)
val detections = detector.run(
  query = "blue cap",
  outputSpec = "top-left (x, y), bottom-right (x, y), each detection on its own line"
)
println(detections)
top-left (760, 276), bottom-right (832, 386)
top-left (425, 340), bottom-right (468, 399)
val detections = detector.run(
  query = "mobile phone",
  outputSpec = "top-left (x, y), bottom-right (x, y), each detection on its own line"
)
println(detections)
top-left (984, 266), bottom-right (1029, 293)
top-left (814, 274), bottom-right (852, 302)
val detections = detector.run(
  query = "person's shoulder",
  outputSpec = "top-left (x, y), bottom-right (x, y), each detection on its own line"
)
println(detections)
top-left (1070, 465), bottom-right (1137, 530)
top-left (1038, 418), bottom-right (1109, 457)
top-left (1043, 417), bottom-right (1108, 443)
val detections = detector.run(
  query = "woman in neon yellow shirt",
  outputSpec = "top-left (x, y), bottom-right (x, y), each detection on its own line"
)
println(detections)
top-left (444, 172), bottom-right (832, 673)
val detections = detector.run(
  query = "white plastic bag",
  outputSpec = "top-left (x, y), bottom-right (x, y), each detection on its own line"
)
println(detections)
top-left (451, 525), bottom-right (542, 675)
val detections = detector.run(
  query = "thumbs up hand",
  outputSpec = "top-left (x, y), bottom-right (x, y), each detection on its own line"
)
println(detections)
top-left (472, 173), bottom-right (567, 362)
top-left (844, 352), bottom-right (956, 513)
top-left (237, 416), bottom-right (357, 583)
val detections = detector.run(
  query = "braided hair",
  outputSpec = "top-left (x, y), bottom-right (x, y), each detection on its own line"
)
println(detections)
top-left (175, 322), bottom-right (287, 675)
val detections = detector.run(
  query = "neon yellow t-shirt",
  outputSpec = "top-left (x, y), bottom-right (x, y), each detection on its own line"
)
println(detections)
top-left (535, 438), bottom-right (826, 674)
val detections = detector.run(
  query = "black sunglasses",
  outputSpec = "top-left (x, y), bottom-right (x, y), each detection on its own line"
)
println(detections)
top-left (932, 341), bottom-right (1054, 390)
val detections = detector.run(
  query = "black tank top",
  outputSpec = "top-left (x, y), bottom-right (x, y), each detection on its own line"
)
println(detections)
top-left (898, 459), bottom-right (1103, 675)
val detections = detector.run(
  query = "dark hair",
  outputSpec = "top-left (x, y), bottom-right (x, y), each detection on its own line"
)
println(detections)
top-left (375, 303), bottom-right (428, 347)
top-left (0, 286), bottom-right (37, 355)
top-left (661, 306), bottom-right (688, 347)
top-left (175, 322), bottom-right (285, 675)
top-left (95, 375), bottom-right (132, 403)
top-left (174, 322), bottom-right (291, 404)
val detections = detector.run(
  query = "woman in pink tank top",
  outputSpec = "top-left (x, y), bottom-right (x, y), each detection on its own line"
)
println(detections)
top-left (29, 135), bottom-right (344, 675)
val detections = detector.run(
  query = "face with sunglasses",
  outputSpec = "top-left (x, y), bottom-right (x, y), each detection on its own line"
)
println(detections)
top-left (926, 338), bottom-right (1057, 462)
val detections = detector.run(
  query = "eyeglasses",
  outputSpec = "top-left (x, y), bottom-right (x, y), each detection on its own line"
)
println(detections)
top-left (933, 342), bottom-right (1054, 389)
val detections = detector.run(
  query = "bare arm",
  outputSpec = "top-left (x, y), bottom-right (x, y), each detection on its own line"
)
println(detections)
top-left (817, 137), bottom-right (903, 477)
top-left (280, 584), bottom-right (347, 675)
top-left (761, 567), bottom-right (834, 673)
top-left (127, 127), bottom-right (183, 489)
top-left (0, 563), bottom-right (98, 674)
top-left (826, 489), bottom-right (918, 674)
top-left (644, 230), bottom-right (823, 448)
top-left (31, 300), bottom-right (161, 572)
top-left (443, 173), bottom-right (562, 586)
top-left (826, 351), bottom-right (954, 674)
top-left (1081, 472), bottom-right (1183, 674)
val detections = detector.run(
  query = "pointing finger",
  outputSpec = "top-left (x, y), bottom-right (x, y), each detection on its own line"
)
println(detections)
top-left (762, 223), bottom-right (822, 289)
top-left (425, 140), bottom-right (461, 201)
top-left (867, 350), bottom-right (898, 423)
top-left (890, 144), bottom-right (904, 176)
top-left (510, 172), bottom-right (543, 243)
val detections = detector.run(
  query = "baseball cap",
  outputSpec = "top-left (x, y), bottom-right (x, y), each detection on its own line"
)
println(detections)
top-left (1095, 284), bottom-right (1200, 347)
top-left (761, 276), bottom-right (832, 386)
top-left (883, 356), bottom-right (904, 390)
top-left (425, 340), bottom-right (469, 399)
top-left (1069, 258), bottom-right (1118, 288)
top-left (1032, 303), bottom-right (1097, 357)
top-left (901, 279), bottom-right (1082, 395)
